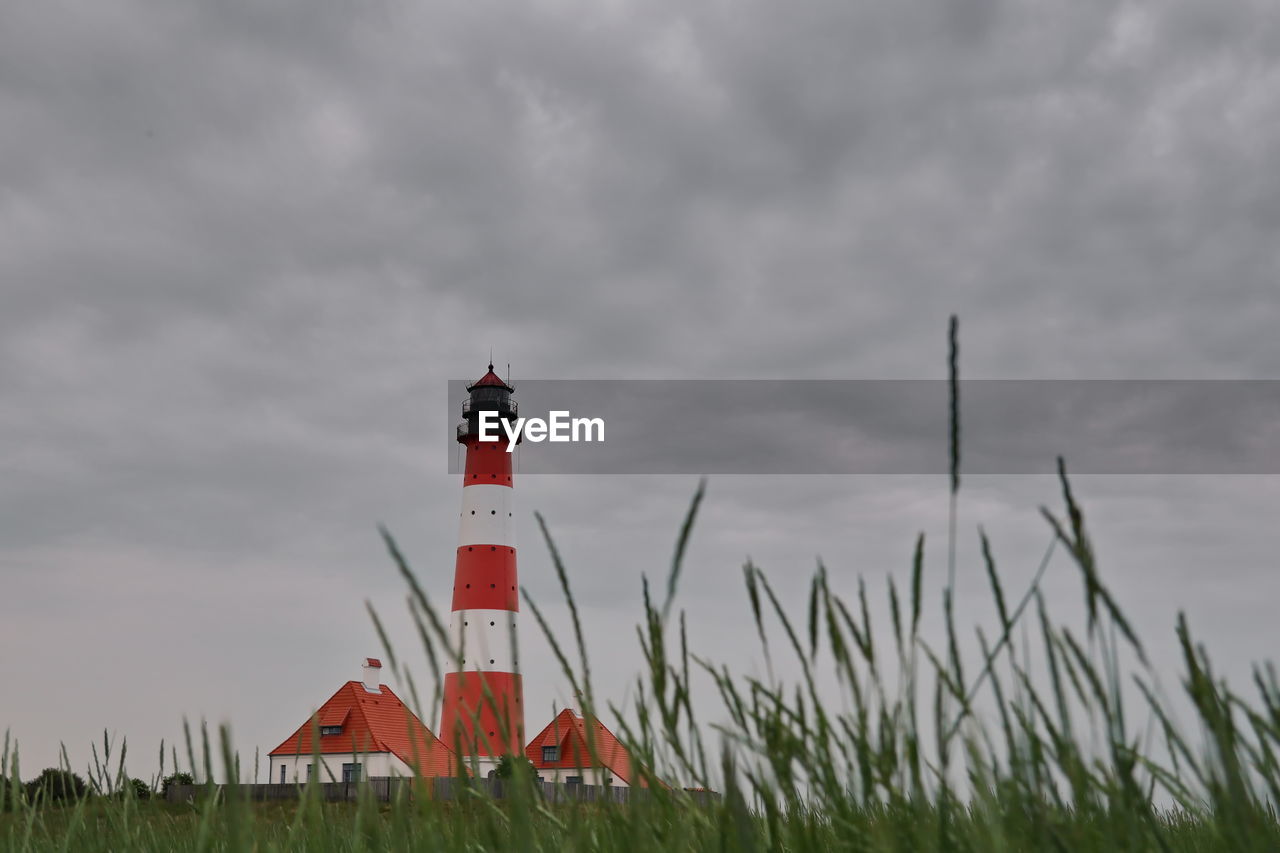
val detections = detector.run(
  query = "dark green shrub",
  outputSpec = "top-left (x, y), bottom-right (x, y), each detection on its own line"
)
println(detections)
top-left (25, 769), bottom-right (87, 804)
top-left (160, 772), bottom-right (194, 799)
top-left (0, 779), bottom-right (24, 812)
top-left (494, 754), bottom-right (537, 779)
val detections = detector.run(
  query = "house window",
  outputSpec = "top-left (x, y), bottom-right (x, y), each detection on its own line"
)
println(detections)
top-left (342, 763), bottom-right (362, 783)
top-left (565, 775), bottom-right (582, 786)
top-left (306, 764), bottom-right (313, 781)
top-left (320, 725), bottom-right (343, 736)
top-left (542, 745), bottom-right (558, 763)
top-left (279, 766), bottom-right (286, 784)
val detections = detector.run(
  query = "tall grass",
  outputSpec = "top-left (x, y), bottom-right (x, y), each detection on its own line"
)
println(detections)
top-left (4, 318), bottom-right (1280, 850)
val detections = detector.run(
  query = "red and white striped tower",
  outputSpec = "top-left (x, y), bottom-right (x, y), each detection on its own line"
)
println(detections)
top-left (441, 364), bottom-right (524, 772)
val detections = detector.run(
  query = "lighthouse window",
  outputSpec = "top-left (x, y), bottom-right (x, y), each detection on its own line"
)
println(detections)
top-left (490, 621), bottom-right (495, 626)
top-left (490, 510), bottom-right (496, 515)
top-left (471, 510), bottom-right (475, 515)
top-left (489, 659), bottom-right (494, 665)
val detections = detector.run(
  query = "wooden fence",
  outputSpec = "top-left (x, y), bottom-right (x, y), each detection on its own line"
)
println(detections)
top-left (165, 777), bottom-right (720, 806)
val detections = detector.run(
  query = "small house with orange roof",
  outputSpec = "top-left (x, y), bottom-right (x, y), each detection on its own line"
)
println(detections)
top-left (268, 659), bottom-right (456, 783)
top-left (524, 707), bottom-right (646, 788)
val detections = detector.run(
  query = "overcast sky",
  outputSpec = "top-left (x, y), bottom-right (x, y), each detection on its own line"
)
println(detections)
top-left (3, 0), bottom-right (1280, 782)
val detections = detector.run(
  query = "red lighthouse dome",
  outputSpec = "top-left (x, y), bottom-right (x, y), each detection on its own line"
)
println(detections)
top-left (468, 364), bottom-right (512, 389)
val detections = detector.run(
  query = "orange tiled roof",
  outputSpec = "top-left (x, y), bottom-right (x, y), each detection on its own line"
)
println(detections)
top-left (524, 708), bottom-right (642, 786)
top-left (317, 706), bottom-right (349, 727)
top-left (269, 681), bottom-right (456, 777)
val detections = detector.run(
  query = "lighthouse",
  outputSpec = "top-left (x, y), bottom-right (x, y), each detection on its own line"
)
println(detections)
top-left (441, 363), bottom-right (524, 774)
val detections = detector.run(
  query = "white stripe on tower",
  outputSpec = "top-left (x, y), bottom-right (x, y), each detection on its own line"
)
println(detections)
top-left (450, 610), bottom-right (520, 672)
top-left (458, 484), bottom-right (515, 548)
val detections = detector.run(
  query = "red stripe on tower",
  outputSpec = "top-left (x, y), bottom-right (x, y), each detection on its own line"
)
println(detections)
top-left (440, 364), bottom-right (525, 766)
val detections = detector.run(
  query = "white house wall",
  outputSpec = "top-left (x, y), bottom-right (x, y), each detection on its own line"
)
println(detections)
top-left (461, 755), bottom-right (504, 779)
top-left (268, 752), bottom-right (632, 788)
top-left (535, 766), bottom-right (630, 788)
top-left (267, 751), bottom-right (413, 784)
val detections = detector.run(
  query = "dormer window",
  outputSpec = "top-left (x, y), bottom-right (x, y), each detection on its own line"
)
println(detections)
top-left (316, 707), bottom-right (349, 735)
top-left (542, 745), bottom-right (559, 762)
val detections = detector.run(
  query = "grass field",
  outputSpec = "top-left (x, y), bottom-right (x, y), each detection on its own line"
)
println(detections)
top-left (5, 324), bottom-right (1280, 850)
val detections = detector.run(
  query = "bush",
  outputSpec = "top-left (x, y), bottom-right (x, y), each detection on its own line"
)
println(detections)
top-left (494, 754), bottom-right (537, 780)
top-left (159, 772), bottom-right (194, 799)
top-left (126, 778), bottom-right (151, 800)
top-left (0, 779), bottom-right (24, 812)
top-left (25, 769), bottom-right (88, 805)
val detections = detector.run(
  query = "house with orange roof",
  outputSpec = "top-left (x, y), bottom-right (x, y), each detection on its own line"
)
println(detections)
top-left (268, 659), bottom-right (457, 783)
top-left (524, 707), bottom-right (647, 788)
